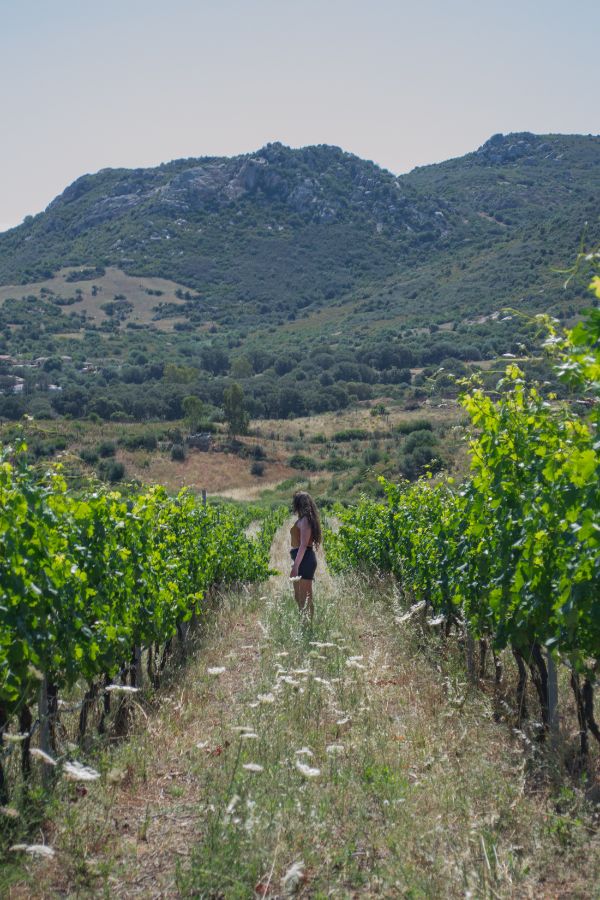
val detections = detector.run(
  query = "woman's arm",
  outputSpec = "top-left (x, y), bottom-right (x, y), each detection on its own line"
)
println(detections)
top-left (290, 518), bottom-right (312, 577)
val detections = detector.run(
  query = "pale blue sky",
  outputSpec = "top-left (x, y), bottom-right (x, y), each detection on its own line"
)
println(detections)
top-left (1, 0), bottom-right (599, 231)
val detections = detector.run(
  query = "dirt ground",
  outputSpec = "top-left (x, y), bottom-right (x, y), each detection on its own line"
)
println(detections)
top-left (117, 447), bottom-right (299, 497)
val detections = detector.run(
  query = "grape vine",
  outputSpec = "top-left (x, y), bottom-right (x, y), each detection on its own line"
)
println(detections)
top-left (327, 265), bottom-right (600, 753)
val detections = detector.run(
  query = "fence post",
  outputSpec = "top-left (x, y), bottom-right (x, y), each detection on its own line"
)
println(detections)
top-left (202, 488), bottom-right (207, 506)
top-left (133, 645), bottom-right (143, 689)
top-left (547, 650), bottom-right (559, 747)
top-left (466, 630), bottom-right (476, 682)
top-left (39, 675), bottom-right (52, 787)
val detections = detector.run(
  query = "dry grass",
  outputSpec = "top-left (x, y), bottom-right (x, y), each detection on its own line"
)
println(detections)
top-left (253, 400), bottom-right (465, 442)
top-left (116, 447), bottom-right (298, 497)
top-left (0, 267), bottom-right (188, 330)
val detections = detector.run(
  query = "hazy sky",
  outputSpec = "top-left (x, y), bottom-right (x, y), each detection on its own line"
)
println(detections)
top-left (1, 0), bottom-right (599, 232)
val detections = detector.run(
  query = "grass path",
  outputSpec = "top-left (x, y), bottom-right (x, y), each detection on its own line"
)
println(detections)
top-left (7, 523), bottom-right (599, 898)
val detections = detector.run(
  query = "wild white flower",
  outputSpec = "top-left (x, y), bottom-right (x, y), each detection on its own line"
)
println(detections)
top-left (295, 747), bottom-right (314, 758)
top-left (336, 716), bottom-right (350, 726)
top-left (231, 725), bottom-right (254, 733)
top-left (395, 600), bottom-right (426, 625)
top-left (345, 659), bottom-right (366, 670)
top-left (29, 748), bottom-right (57, 766)
top-left (312, 676), bottom-right (332, 688)
top-left (281, 859), bottom-right (305, 894)
top-left (248, 701), bottom-right (260, 709)
top-left (1, 733), bottom-right (27, 744)
top-left (275, 651), bottom-right (289, 658)
top-left (258, 692), bottom-right (275, 704)
top-left (63, 760), bottom-right (101, 782)
top-left (292, 668), bottom-right (310, 676)
top-left (207, 666), bottom-right (226, 676)
top-left (244, 798), bottom-right (258, 833)
top-left (242, 763), bottom-right (264, 773)
top-left (10, 843), bottom-right (55, 859)
top-left (279, 676), bottom-right (299, 686)
top-left (241, 732), bottom-right (259, 740)
top-left (105, 684), bottom-right (140, 693)
top-left (196, 741), bottom-right (209, 750)
top-left (309, 641), bottom-right (337, 649)
top-left (295, 760), bottom-right (320, 778)
top-left (0, 807), bottom-right (19, 819)
top-left (226, 794), bottom-right (241, 815)
top-left (326, 744), bottom-right (344, 755)
top-left (347, 655), bottom-right (363, 662)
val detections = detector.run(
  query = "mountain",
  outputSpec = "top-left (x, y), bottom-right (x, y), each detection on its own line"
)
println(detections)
top-left (0, 133), bottom-right (598, 423)
top-left (2, 134), bottom-right (598, 303)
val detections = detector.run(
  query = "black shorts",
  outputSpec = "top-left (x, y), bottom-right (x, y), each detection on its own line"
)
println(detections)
top-left (290, 547), bottom-right (317, 581)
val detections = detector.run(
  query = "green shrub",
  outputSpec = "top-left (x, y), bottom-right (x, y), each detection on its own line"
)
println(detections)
top-left (80, 448), bottom-right (99, 465)
top-left (394, 418), bottom-right (433, 435)
top-left (288, 453), bottom-right (319, 471)
top-left (120, 432), bottom-right (158, 451)
top-left (404, 429), bottom-right (437, 453)
top-left (332, 428), bottom-right (369, 442)
top-left (325, 456), bottom-right (352, 472)
top-left (251, 461), bottom-right (265, 477)
top-left (363, 448), bottom-right (382, 466)
top-left (171, 443), bottom-right (186, 462)
top-left (97, 440), bottom-right (116, 458)
top-left (98, 459), bottom-right (125, 482)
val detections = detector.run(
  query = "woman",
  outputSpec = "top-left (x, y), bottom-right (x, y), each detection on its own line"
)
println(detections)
top-left (289, 490), bottom-right (322, 619)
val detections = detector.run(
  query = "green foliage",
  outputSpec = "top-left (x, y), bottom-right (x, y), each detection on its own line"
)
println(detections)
top-left (223, 382), bottom-right (249, 436)
top-left (327, 296), bottom-right (600, 674)
top-left (97, 459), bottom-right (125, 482)
top-left (97, 440), bottom-right (116, 458)
top-left (182, 394), bottom-right (206, 432)
top-left (394, 419), bottom-right (433, 435)
top-left (1, 135), bottom-right (598, 424)
top-left (0, 449), bottom-right (277, 715)
top-left (288, 453), bottom-right (319, 471)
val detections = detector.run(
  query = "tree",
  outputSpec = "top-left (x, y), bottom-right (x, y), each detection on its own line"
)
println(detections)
top-left (231, 355), bottom-right (253, 379)
top-left (223, 383), bottom-right (249, 436)
top-left (182, 395), bottom-right (206, 432)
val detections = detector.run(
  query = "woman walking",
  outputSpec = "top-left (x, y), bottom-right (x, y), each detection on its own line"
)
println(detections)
top-left (289, 490), bottom-right (321, 619)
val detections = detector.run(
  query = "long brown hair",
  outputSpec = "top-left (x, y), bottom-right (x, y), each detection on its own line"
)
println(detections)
top-left (292, 491), bottom-right (322, 549)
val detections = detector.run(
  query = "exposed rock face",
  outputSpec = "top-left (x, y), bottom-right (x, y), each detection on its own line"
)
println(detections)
top-left (475, 132), bottom-right (560, 165)
top-left (42, 143), bottom-right (450, 238)
top-left (2, 133), bottom-right (597, 289)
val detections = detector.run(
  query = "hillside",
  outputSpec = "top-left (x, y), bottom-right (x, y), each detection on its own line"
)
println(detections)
top-left (0, 132), bottom-right (598, 428)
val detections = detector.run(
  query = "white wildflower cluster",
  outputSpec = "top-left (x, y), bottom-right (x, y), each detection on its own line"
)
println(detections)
top-left (63, 760), bottom-right (101, 781)
top-left (11, 844), bottom-right (55, 859)
top-left (295, 759), bottom-right (320, 778)
top-left (281, 859), bottom-right (305, 895)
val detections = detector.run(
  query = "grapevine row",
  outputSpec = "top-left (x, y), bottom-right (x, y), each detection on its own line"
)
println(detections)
top-left (327, 289), bottom-right (600, 754)
top-left (0, 448), bottom-right (282, 797)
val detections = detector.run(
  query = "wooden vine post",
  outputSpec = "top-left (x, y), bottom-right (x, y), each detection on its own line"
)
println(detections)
top-left (546, 651), bottom-right (559, 747)
top-left (38, 674), bottom-right (52, 788)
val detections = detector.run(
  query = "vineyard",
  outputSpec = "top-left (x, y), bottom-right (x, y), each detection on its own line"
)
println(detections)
top-left (0, 450), bottom-right (283, 803)
top-left (328, 268), bottom-right (600, 758)
top-left (1, 267), bottom-right (599, 892)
